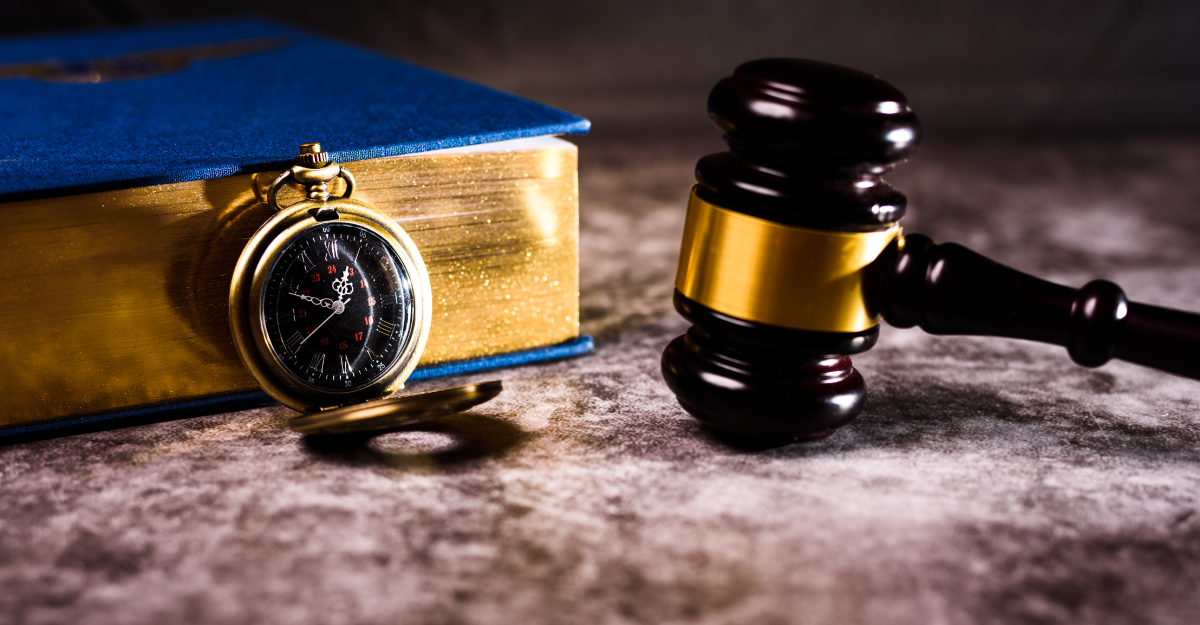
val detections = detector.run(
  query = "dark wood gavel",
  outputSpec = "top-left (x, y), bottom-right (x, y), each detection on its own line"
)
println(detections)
top-left (661, 58), bottom-right (1200, 442)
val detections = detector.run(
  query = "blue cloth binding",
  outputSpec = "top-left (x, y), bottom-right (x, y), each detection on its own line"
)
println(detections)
top-left (0, 20), bottom-right (590, 199)
top-left (0, 336), bottom-right (593, 443)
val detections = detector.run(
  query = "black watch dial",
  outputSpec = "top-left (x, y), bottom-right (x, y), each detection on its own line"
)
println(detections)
top-left (260, 222), bottom-right (415, 392)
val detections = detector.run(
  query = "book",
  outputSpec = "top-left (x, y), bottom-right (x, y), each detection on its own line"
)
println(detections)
top-left (0, 20), bottom-right (591, 438)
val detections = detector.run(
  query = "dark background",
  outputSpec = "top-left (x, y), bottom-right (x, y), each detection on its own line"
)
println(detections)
top-left (6, 0), bottom-right (1200, 137)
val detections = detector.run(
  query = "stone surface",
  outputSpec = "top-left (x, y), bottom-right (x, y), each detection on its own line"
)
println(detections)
top-left (3, 133), bottom-right (1200, 624)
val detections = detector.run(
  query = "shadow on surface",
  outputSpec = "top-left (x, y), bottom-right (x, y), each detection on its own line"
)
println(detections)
top-left (679, 372), bottom-right (1200, 462)
top-left (693, 426), bottom-right (816, 453)
top-left (300, 411), bottom-right (528, 470)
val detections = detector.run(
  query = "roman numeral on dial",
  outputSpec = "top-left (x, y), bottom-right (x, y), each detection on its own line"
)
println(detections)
top-left (300, 251), bottom-right (316, 271)
top-left (339, 355), bottom-right (352, 375)
top-left (308, 353), bottom-right (325, 373)
top-left (284, 332), bottom-right (304, 353)
top-left (324, 241), bottom-right (339, 260)
top-left (376, 319), bottom-right (395, 338)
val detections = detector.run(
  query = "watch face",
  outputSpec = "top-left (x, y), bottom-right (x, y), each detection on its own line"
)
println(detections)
top-left (260, 222), bottom-right (416, 392)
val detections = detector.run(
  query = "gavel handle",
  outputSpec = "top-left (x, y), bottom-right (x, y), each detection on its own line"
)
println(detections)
top-left (881, 234), bottom-right (1200, 380)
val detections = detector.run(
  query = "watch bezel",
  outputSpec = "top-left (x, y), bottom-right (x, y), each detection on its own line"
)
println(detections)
top-left (229, 198), bottom-right (432, 412)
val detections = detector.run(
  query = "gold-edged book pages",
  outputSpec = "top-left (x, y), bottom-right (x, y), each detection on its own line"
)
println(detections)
top-left (0, 136), bottom-right (579, 428)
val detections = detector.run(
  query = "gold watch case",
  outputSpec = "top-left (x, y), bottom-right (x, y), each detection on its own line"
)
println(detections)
top-left (288, 380), bottom-right (503, 435)
top-left (229, 146), bottom-right (433, 415)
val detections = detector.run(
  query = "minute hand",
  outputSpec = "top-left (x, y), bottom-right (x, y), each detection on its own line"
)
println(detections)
top-left (298, 295), bottom-right (349, 346)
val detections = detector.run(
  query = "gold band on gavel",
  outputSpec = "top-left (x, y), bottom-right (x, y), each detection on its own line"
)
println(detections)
top-left (675, 188), bottom-right (901, 333)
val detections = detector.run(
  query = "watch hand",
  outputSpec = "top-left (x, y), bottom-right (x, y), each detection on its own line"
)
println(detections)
top-left (291, 266), bottom-right (355, 310)
top-left (289, 290), bottom-right (335, 309)
top-left (293, 266), bottom-right (356, 348)
top-left (297, 291), bottom-right (350, 347)
top-left (332, 267), bottom-right (354, 302)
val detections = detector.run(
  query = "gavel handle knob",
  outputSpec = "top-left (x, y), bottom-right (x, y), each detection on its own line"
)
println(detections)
top-left (882, 234), bottom-right (1200, 380)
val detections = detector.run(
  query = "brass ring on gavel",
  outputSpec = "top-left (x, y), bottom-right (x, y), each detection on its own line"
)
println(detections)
top-left (674, 187), bottom-right (901, 333)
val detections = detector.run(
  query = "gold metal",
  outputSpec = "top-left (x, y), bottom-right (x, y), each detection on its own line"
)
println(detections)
top-left (675, 188), bottom-right (900, 333)
top-left (267, 160), bottom-right (353, 207)
top-left (229, 177), bottom-right (432, 412)
top-left (0, 137), bottom-right (579, 428)
top-left (288, 380), bottom-right (502, 435)
top-left (295, 143), bottom-right (330, 168)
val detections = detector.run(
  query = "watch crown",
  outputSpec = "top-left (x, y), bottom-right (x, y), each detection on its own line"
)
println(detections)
top-left (296, 142), bottom-right (329, 168)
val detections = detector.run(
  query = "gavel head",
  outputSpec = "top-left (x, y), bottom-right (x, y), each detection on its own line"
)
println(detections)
top-left (661, 58), bottom-right (921, 442)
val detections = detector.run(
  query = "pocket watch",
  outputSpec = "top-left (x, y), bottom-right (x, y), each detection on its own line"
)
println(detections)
top-left (230, 143), bottom-right (497, 433)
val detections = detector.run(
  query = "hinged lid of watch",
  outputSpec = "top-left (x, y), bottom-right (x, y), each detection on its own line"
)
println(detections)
top-left (288, 380), bottom-right (502, 435)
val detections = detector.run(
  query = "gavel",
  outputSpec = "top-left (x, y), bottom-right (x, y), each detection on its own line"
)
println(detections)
top-left (661, 58), bottom-right (1200, 442)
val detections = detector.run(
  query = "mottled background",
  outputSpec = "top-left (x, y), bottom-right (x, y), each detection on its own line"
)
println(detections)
top-left (4, 2), bottom-right (1200, 624)
top-left (5, 0), bottom-right (1200, 135)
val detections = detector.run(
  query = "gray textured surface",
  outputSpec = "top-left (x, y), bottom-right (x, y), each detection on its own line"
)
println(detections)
top-left (3, 133), bottom-right (1200, 624)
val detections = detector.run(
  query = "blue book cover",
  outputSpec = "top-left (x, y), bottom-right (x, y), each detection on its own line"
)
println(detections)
top-left (0, 19), bottom-right (590, 200)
